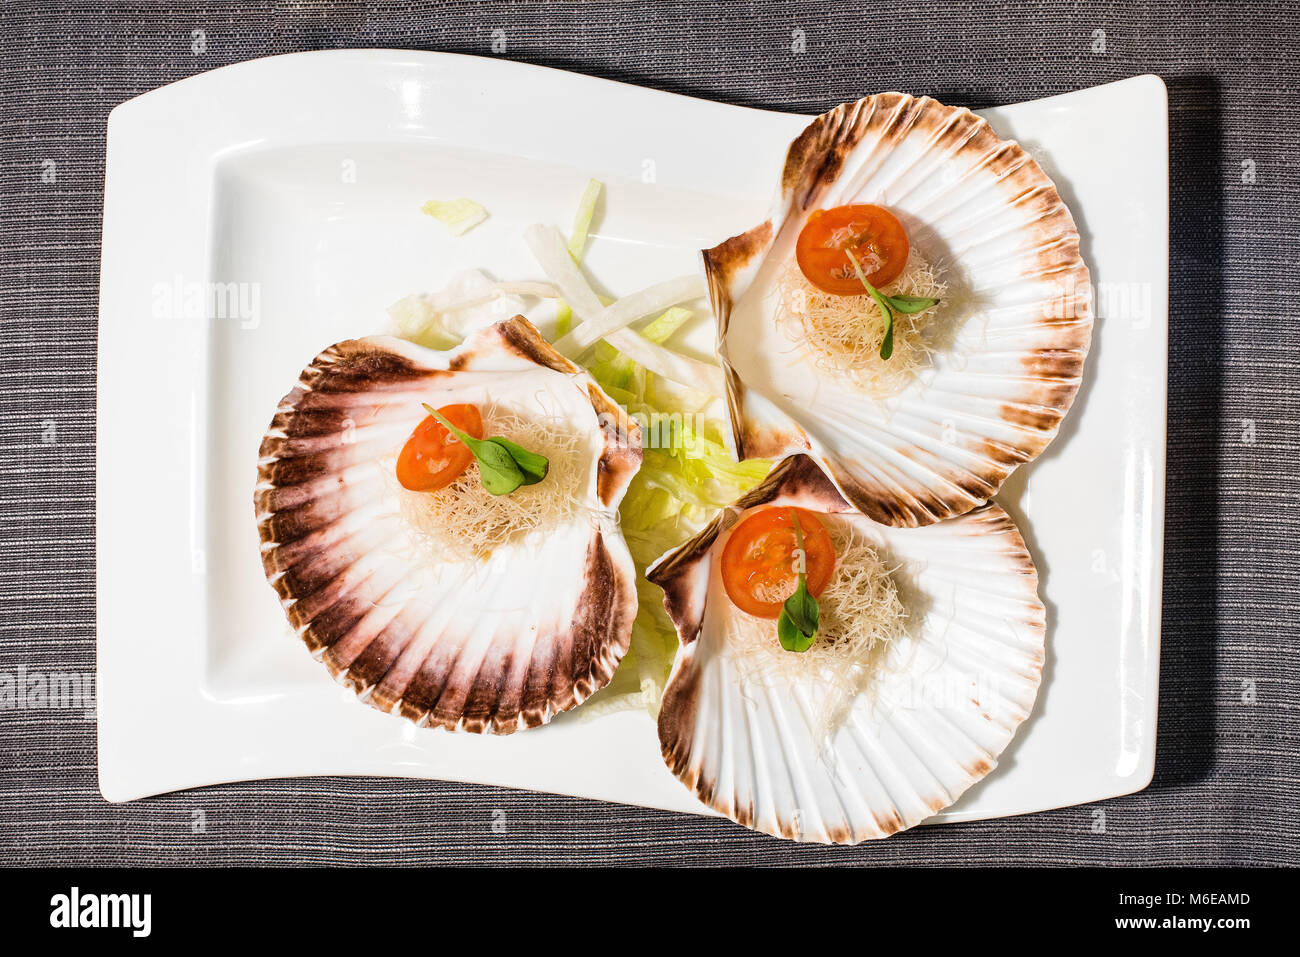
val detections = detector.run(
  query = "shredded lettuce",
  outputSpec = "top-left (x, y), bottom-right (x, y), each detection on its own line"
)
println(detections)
top-left (578, 331), bottom-right (770, 718)
top-left (388, 294), bottom-right (451, 348)
top-left (421, 198), bottom-right (488, 236)
top-left (387, 270), bottom-right (530, 350)
top-left (639, 305), bottom-right (692, 346)
top-left (554, 303), bottom-right (574, 339)
top-left (554, 179), bottom-right (604, 338)
top-left (567, 179), bottom-right (604, 261)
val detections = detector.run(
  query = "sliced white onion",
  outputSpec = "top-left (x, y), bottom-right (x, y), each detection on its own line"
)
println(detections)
top-left (553, 274), bottom-right (706, 355)
top-left (525, 223), bottom-right (724, 396)
top-left (420, 281), bottom-right (560, 315)
top-left (604, 329), bottom-right (725, 397)
top-left (524, 224), bottom-right (604, 318)
top-left (493, 280), bottom-right (562, 300)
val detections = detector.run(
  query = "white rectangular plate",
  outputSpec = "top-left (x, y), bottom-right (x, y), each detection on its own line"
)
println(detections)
top-left (98, 50), bottom-right (1166, 827)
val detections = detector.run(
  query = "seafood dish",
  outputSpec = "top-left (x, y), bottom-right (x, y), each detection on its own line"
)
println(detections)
top-left (255, 91), bottom-right (1090, 842)
top-left (256, 319), bottom-right (641, 732)
top-left (704, 93), bottom-right (1090, 527)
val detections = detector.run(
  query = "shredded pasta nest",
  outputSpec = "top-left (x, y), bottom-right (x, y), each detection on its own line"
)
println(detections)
top-left (390, 399), bottom-right (594, 563)
top-left (776, 253), bottom-right (950, 399)
top-left (726, 516), bottom-right (909, 740)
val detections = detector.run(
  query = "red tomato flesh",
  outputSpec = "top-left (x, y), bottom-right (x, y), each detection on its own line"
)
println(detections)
top-left (395, 404), bottom-right (484, 492)
top-left (720, 507), bottom-right (836, 619)
top-left (795, 204), bottom-right (909, 295)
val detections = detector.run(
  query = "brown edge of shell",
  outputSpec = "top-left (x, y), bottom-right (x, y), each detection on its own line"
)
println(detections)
top-left (493, 314), bottom-right (643, 508)
top-left (254, 316), bottom-right (643, 734)
top-left (701, 92), bottom-right (1093, 521)
top-left (651, 453), bottom-right (1047, 843)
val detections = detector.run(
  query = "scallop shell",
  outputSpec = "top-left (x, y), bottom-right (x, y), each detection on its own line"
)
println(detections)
top-left (648, 454), bottom-right (1044, 843)
top-left (704, 92), bottom-right (1092, 527)
top-left (256, 316), bottom-right (642, 733)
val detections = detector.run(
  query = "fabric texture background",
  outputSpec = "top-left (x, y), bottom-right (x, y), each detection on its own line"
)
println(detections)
top-left (0, 0), bottom-right (1295, 866)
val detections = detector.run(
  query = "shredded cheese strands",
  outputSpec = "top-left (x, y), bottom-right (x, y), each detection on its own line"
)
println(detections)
top-left (388, 400), bottom-right (592, 564)
top-left (776, 253), bottom-right (949, 398)
top-left (724, 517), bottom-right (907, 742)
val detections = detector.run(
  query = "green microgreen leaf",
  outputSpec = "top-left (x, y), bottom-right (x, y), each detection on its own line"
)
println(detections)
top-left (844, 252), bottom-right (941, 360)
top-left (845, 251), bottom-right (894, 360)
top-left (777, 611), bottom-right (816, 653)
top-left (865, 283), bottom-right (896, 361)
top-left (489, 437), bottom-right (549, 485)
top-left (885, 294), bottom-right (942, 313)
top-left (776, 509), bottom-right (820, 653)
top-left (782, 583), bottom-right (820, 637)
top-left (422, 404), bottom-right (550, 496)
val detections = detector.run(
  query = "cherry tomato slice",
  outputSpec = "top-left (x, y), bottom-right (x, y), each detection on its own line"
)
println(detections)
top-left (395, 404), bottom-right (484, 492)
top-left (720, 507), bottom-right (836, 619)
top-left (795, 204), bottom-right (909, 295)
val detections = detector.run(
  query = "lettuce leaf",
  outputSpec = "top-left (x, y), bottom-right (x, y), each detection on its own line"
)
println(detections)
top-left (421, 198), bottom-right (488, 236)
top-left (578, 332), bottom-right (770, 718)
top-left (639, 305), bottom-right (692, 345)
top-left (567, 178), bottom-right (604, 261)
top-left (553, 179), bottom-right (604, 338)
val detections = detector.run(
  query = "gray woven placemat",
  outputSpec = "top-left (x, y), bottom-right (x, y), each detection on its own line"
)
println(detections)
top-left (1, 0), bottom-right (1295, 866)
